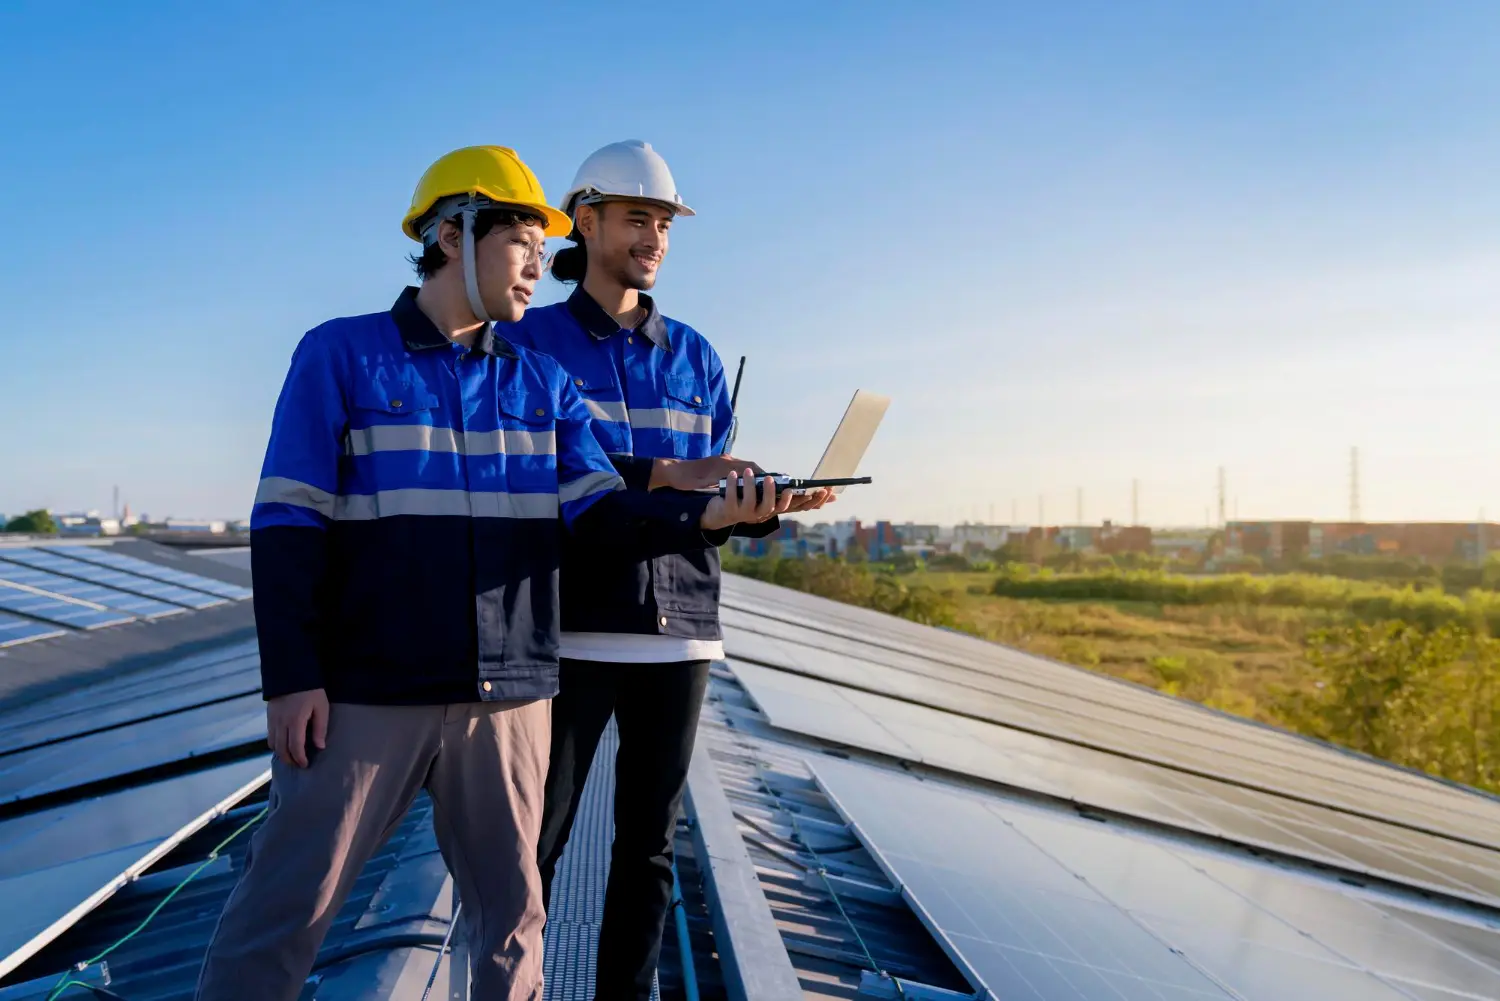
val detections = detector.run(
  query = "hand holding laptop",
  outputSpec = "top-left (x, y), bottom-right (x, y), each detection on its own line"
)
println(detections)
top-left (716, 389), bottom-right (890, 505)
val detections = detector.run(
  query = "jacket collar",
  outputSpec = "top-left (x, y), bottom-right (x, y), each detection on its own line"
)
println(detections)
top-left (565, 286), bottom-right (670, 350)
top-left (391, 286), bottom-right (517, 359)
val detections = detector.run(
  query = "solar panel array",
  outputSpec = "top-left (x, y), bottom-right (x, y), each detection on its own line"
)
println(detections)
top-left (731, 660), bottom-right (1500, 908)
top-left (814, 756), bottom-right (1500, 1001)
top-left (53, 547), bottom-right (252, 601)
top-left (720, 574), bottom-right (1500, 852)
top-left (717, 574), bottom-right (1500, 999)
top-left (0, 545), bottom-right (250, 647)
top-left (0, 560), bottom-right (183, 619)
top-left (0, 581), bottom-right (134, 630)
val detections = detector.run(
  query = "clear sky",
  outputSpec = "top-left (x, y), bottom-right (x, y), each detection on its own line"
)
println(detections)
top-left (3, 1), bottom-right (1499, 528)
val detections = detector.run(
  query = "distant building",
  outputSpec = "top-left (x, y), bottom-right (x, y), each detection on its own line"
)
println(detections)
top-left (898, 523), bottom-right (942, 545)
top-left (1152, 533), bottom-right (1212, 560)
top-left (162, 518), bottom-right (228, 534)
top-left (1227, 521), bottom-right (1496, 564)
top-left (56, 511), bottom-right (122, 537)
top-left (1095, 522), bottom-right (1153, 556)
top-left (951, 523), bottom-right (1013, 555)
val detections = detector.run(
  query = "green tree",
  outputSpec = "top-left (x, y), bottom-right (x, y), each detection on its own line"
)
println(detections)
top-left (4, 509), bottom-right (57, 534)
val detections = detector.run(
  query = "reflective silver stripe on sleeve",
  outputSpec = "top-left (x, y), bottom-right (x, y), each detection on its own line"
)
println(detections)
top-left (629, 408), bottom-right (712, 435)
top-left (583, 398), bottom-right (630, 423)
top-left (332, 489), bottom-right (559, 520)
top-left (558, 470), bottom-right (626, 504)
top-left (346, 425), bottom-right (555, 457)
top-left (255, 477), bottom-right (336, 518)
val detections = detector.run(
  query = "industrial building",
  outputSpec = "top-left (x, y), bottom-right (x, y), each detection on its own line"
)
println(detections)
top-left (2, 539), bottom-right (1499, 999)
top-left (1227, 521), bottom-right (1498, 564)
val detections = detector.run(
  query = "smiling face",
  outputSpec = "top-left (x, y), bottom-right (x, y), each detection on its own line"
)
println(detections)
top-left (578, 199), bottom-right (674, 291)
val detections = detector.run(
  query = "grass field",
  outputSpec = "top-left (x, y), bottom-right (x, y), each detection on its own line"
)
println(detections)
top-left (910, 571), bottom-right (1329, 722)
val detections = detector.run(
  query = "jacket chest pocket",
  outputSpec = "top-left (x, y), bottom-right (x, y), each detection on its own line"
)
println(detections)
top-left (345, 379), bottom-right (442, 458)
top-left (570, 373), bottom-right (629, 428)
top-left (496, 391), bottom-right (558, 455)
top-left (660, 376), bottom-right (713, 456)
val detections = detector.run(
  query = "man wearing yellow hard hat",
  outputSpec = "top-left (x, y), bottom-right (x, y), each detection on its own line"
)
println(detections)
top-left (193, 146), bottom-right (791, 1000)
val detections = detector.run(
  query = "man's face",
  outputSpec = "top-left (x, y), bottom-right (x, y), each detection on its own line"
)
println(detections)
top-left (472, 219), bottom-right (546, 323)
top-left (583, 200), bottom-right (673, 291)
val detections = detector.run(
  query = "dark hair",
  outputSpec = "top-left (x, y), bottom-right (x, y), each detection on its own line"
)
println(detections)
top-left (409, 207), bottom-right (546, 280)
top-left (549, 201), bottom-right (607, 285)
top-left (549, 238), bottom-right (587, 284)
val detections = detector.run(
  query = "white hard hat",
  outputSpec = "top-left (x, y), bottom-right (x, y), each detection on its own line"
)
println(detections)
top-left (560, 140), bottom-right (695, 221)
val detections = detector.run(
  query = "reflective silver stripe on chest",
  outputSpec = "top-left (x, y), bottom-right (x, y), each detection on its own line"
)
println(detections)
top-left (629, 408), bottom-right (711, 435)
top-left (345, 425), bottom-right (556, 456)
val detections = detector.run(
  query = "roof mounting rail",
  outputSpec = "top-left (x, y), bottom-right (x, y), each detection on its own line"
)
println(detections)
top-left (682, 746), bottom-right (802, 1001)
top-left (857, 970), bottom-right (985, 1000)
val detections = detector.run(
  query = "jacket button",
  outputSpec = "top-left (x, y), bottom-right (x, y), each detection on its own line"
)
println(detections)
top-left (693, 396), bottom-right (702, 404)
top-left (679, 512), bottom-right (689, 522)
top-left (534, 408), bottom-right (545, 417)
top-left (482, 681), bottom-right (492, 692)
top-left (659, 616), bottom-right (668, 628)
top-left (627, 336), bottom-right (634, 345)
top-left (390, 399), bottom-right (403, 408)
top-left (575, 378), bottom-right (584, 386)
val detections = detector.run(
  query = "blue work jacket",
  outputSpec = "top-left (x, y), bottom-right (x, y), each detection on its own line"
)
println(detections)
top-left (249, 287), bottom-right (716, 704)
top-left (500, 288), bottom-right (776, 641)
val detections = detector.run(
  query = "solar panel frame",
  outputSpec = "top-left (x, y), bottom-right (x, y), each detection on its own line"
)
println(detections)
top-left (0, 559), bottom-right (184, 619)
top-left (0, 581), bottom-right (134, 630)
top-left (0, 548), bottom-right (228, 610)
top-left (0, 611), bottom-right (66, 648)
top-left (51, 546), bottom-right (252, 601)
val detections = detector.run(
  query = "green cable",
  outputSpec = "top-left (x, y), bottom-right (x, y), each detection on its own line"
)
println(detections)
top-left (46, 805), bottom-right (270, 1001)
top-left (754, 770), bottom-right (904, 998)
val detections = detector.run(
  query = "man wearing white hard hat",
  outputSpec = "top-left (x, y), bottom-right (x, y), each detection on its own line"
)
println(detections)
top-left (501, 140), bottom-right (833, 997)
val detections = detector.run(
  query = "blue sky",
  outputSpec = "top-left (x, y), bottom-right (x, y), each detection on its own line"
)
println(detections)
top-left (3, 1), bottom-right (1500, 527)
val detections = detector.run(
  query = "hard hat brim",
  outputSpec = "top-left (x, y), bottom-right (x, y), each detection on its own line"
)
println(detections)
top-left (565, 191), bottom-right (696, 221)
top-left (402, 199), bottom-right (573, 242)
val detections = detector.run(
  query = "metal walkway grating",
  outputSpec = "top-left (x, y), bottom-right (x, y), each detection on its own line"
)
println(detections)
top-left (542, 719), bottom-right (661, 1001)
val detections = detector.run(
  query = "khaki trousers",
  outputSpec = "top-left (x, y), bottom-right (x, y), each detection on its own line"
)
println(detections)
top-left (195, 700), bottom-right (549, 1001)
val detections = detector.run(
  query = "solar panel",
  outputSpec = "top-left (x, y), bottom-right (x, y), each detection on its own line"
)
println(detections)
top-left (813, 755), bottom-right (1500, 1001)
top-left (0, 693), bottom-right (267, 806)
top-left (0, 757), bottom-right (268, 970)
top-left (0, 548), bottom-right (227, 610)
top-left (51, 546), bottom-right (252, 601)
top-left (0, 611), bottom-right (65, 648)
top-left (0, 559), bottom-right (184, 619)
top-left (730, 659), bottom-right (1500, 908)
top-left (0, 581), bottom-right (134, 630)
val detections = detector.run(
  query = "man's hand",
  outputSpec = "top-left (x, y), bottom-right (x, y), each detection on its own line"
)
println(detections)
top-left (651, 455), bottom-right (765, 492)
top-left (783, 487), bottom-right (838, 515)
top-left (700, 469), bottom-right (792, 531)
top-left (267, 689), bottom-right (330, 768)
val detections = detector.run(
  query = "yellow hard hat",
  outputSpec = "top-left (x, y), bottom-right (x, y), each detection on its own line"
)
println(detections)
top-left (402, 146), bottom-right (572, 241)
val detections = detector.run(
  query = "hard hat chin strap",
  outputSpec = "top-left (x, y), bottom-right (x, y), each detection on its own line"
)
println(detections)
top-left (460, 202), bottom-right (493, 325)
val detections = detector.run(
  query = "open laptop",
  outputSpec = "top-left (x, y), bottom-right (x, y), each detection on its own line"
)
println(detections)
top-left (719, 389), bottom-right (890, 498)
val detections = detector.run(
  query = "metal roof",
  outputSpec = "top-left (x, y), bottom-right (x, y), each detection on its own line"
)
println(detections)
top-left (2, 560), bottom-right (1500, 999)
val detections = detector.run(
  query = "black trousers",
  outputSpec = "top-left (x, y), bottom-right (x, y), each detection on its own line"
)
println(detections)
top-left (537, 657), bottom-right (712, 1001)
